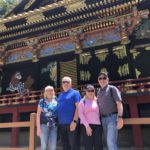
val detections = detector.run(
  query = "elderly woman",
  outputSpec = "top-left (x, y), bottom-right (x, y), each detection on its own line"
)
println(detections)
top-left (36, 85), bottom-right (57, 150)
top-left (79, 85), bottom-right (103, 150)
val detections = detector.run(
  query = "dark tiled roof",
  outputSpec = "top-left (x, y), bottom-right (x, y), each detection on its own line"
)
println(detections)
top-left (0, 0), bottom-right (149, 44)
top-left (5, 0), bottom-right (63, 17)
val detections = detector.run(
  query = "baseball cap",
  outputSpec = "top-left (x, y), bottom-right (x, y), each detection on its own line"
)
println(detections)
top-left (86, 84), bottom-right (95, 90)
top-left (98, 72), bottom-right (108, 77)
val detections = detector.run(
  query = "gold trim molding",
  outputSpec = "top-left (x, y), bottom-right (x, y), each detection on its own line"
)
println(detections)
top-left (24, 0), bottom-right (35, 10)
top-left (65, 0), bottom-right (86, 12)
top-left (0, 23), bottom-right (7, 32)
top-left (130, 49), bottom-right (140, 60)
top-left (26, 13), bottom-right (45, 24)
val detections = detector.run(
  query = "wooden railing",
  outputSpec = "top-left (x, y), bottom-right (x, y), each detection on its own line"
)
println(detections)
top-left (0, 77), bottom-right (150, 106)
top-left (0, 113), bottom-right (150, 150)
top-left (0, 113), bottom-right (36, 150)
top-left (77, 77), bottom-right (150, 95)
top-left (0, 90), bottom-right (42, 106)
top-left (124, 118), bottom-right (150, 125)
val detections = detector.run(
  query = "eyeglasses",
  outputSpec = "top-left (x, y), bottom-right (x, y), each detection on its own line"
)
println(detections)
top-left (98, 77), bottom-right (107, 80)
top-left (62, 81), bottom-right (70, 84)
top-left (87, 90), bottom-right (95, 93)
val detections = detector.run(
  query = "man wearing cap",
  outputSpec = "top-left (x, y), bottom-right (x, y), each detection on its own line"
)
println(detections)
top-left (57, 76), bottom-right (81, 150)
top-left (97, 72), bottom-right (123, 150)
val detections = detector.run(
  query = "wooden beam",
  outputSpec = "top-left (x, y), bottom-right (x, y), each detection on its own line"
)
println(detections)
top-left (29, 113), bottom-right (36, 150)
top-left (129, 100), bottom-right (143, 148)
top-left (18, 105), bottom-right (37, 112)
top-left (0, 122), bottom-right (30, 128)
top-left (11, 107), bottom-right (20, 147)
top-left (124, 118), bottom-right (150, 125)
top-left (0, 148), bottom-right (28, 150)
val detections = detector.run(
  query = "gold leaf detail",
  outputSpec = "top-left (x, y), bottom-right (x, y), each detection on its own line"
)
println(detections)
top-left (26, 13), bottom-right (45, 24)
top-left (80, 71), bottom-right (91, 81)
top-left (0, 23), bottom-right (6, 32)
top-left (135, 68), bottom-right (141, 78)
top-left (130, 49), bottom-right (140, 60)
top-left (65, 0), bottom-right (87, 13)
top-left (95, 49), bottom-right (108, 62)
top-left (24, 0), bottom-right (35, 10)
top-left (118, 64), bottom-right (130, 77)
top-left (113, 45), bottom-right (127, 59)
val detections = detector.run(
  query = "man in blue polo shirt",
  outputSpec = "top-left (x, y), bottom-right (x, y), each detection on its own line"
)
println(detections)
top-left (57, 76), bottom-right (81, 150)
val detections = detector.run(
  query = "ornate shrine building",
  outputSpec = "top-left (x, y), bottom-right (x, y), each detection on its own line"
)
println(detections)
top-left (0, 0), bottom-right (150, 149)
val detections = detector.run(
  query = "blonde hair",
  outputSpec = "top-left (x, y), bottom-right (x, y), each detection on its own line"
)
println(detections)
top-left (43, 85), bottom-right (55, 99)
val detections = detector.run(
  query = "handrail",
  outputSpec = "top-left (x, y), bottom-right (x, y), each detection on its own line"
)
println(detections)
top-left (0, 148), bottom-right (28, 150)
top-left (0, 122), bottom-right (30, 128)
top-left (0, 113), bottom-right (36, 150)
top-left (0, 113), bottom-right (150, 150)
top-left (0, 77), bottom-right (150, 106)
top-left (124, 118), bottom-right (150, 125)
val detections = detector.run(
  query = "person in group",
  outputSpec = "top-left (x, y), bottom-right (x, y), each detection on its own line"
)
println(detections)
top-left (79, 84), bottom-right (103, 150)
top-left (97, 72), bottom-right (124, 150)
top-left (57, 76), bottom-right (81, 150)
top-left (36, 85), bottom-right (57, 150)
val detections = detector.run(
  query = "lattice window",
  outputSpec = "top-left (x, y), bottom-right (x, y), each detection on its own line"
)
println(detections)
top-left (59, 59), bottom-right (77, 87)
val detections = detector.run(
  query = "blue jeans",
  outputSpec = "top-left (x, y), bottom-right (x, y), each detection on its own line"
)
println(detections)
top-left (40, 124), bottom-right (57, 150)
top-left (101, 114), bottom-right (118, 150)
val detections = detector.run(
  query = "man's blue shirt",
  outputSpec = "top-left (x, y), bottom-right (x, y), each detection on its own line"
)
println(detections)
top-left (57, 88), bottom-right (81, 124)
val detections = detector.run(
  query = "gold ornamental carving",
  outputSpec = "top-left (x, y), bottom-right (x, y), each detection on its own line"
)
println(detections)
top-left (0, 23), bottom-right (6, 32)
top-left (80, 53), bottom-right (91, 65)
top-left (65, 0), bottom-right (87, 12)
top-left (115, 7), bottom-right (149, 45)
top-left (26, 13), bottom-right (45, 24)
top-left (80, 71), bottom-right (91, 81)
top-left (69, 28), bottom-right (84, 54)
top-left (100, 68), bottom-right (108, 74)
top-left (135, 68), bottom-right (141, 79)
top-left (26, 38), bottom-right (40, 62)
top-left (130, 49), bottom-right (140, 60)
top-left (24, 0), bottom-right (35, 10)
top-left (95, 49), bottom-right (108, 62)
top-left (134, 44), bottom-right (150, 49)
top-left (0, 47), bottom-right (5, 66)
top-left (118, 63), bottom-right (130, 77)
top-left (145, 47), bottom-right (150, 51)
top-left (113, 45), bottom-right (127, 59)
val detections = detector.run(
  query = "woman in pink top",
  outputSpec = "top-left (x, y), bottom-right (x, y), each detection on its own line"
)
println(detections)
top-left (79, 85), bottom-right (103, 150)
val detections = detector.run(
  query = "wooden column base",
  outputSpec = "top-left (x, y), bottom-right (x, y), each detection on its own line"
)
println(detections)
top-left (128, 97), bottom-right (143, 148)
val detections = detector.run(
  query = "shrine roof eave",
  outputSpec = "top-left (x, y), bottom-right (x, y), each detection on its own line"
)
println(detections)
top-left (0, 0), bottom-right (149, 44)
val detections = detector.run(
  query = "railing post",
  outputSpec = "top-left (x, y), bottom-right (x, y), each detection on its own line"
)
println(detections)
top-left (129, 99), bottom-right (143, 148)
top-left (11, 107), bottom-right (20, 147)
top-left (29, 113), bottom-right (36, 150)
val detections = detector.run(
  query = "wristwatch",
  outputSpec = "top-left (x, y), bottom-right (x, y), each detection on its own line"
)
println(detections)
top-left (73, 120), bottom-right (77, 123)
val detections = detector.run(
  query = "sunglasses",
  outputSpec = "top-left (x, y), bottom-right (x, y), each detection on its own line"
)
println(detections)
top-left (98, 77), bottom-right (107, 80)
top-left (62, 81), bottom-right (70, 84)
top-left (87, 90), bottom-right (95, 93)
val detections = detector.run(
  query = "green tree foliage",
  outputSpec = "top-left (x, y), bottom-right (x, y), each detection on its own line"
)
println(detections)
top-left (0, 0), bottom-right (20, 18)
